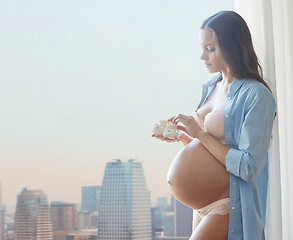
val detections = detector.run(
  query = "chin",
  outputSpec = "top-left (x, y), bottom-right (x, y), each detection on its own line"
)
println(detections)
top-left (207, 68), bottom-right (221, 74)
top-left (207, 69), bottom-right (217, 73)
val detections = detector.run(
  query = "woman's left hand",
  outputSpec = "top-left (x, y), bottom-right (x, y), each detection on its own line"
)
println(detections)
top-left (169, 114), bottom-right (204, 139)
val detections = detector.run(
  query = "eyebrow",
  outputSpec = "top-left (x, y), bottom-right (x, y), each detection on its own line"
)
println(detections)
top-left (200, 43), bottom-right (214, 48)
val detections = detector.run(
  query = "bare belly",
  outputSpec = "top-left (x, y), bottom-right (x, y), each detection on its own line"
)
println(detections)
top-left (167, 139), bottom-right (230, 210)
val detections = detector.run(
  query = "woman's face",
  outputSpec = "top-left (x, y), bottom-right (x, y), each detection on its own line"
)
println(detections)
top-left (199, 28), bottom-right (227, 73)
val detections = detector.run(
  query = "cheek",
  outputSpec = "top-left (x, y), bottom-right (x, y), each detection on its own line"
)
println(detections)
top-left (213, 55), bottom-right (224, 66)
top-left (208, 54), bottom-right (226, 72)
top-left (209, 54), bottom-right (218, 64)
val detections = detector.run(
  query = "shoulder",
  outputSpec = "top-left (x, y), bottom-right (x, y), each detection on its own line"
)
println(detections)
top-left (238, 79), bottom-right (275, 102)
top-left (241, 79), bottom-right (267, 90)
top-left (236, 79), bottom-right (276, 112)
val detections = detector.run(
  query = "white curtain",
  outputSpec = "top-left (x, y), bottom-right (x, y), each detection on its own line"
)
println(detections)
top-left (234, 0), bottom-right (293, 239)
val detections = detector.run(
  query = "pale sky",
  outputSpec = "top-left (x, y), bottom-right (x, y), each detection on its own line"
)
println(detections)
top-left (0, 0), bottom-right (232, 209)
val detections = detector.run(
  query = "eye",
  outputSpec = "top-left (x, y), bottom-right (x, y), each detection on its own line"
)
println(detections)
top-left (207, 48), bottom-right (215, 52)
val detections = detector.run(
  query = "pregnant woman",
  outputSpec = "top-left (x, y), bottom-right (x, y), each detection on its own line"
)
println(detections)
top-left (153, 11), bottom-right (276, 240)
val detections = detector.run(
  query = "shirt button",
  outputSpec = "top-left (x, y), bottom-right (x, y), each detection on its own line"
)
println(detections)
top-left (232, 182), bottom-right (236, 185)
top-left (232, 206), bottom-right (235, 210)
top-left (231, 229), bottom-right (234, 233)
top-left (227, 137), bottom-right (230, 141)
top-left (228, 96), bottom-right (231, 100)
top-left (225, 114), bottom-right (229, 118)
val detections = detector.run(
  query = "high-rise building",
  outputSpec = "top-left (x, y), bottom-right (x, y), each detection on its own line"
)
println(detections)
top-left (81, 186), bottom-right (101, 214)
top-left (0, 182), bottom-right (4, 240)
top-left (151, 207), bottom-right (164, 234)
top-left (50, 201), bottom-right (78, 240)
top-left (14, 188), bottom-right (53, 240)
top-left (157, 197), bottom-right (168, 208)
top-left (174, 200), bottom-right (192, 238)
top-left (78, 211), bottom-right (92, 230)
top-left (0, 209), bottom-right (4, 240)
top-left (162, 212), bottom-right (175, 237)
top-left (170, 195), bottom-right (175, 212)
top-left (98, 159), bottom-right (152, 240)
top-left (151, 195), bottom-right (192, 240)
top-left (78, 211), bottom-right (98, 230)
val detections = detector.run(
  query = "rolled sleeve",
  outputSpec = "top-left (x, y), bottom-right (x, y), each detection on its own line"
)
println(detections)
top-left (226, 148), bottom-right (241, 177)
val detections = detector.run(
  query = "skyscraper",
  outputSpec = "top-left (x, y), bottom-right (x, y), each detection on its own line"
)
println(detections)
top-left (157, 197), bottom-right (168, 208)
top-left (0, 182), bottom-right (4, 240)
top-left (98, 159), bottom-right (152, 239)
top-left (78, 211), bottom-right (99, 230)
top-left (14, 188), bottom-right (53, 240)
top-left (174, 200), bottom-right (192, 237)
top-left (0, 209), bottom-right (4, 240)
top-left (50, 201), bottom-right (78, 240)
top-left (151, 195), bottom-right (192, 240)
top-left (162, 212), bottom-right (175, 237)
top-left (81, 186), bottom-right (101, 214)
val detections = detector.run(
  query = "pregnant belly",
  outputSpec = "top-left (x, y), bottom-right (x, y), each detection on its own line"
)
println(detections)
top-left (167, 139), bottom-right (230, 209)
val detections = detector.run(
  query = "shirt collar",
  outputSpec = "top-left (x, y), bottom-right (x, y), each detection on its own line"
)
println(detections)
top-left (227, 78), bottom-right (245, 98)
top-left (203, 73), bottom-right (222, 89)
top-left (203, 73), bottom-right (245, 98)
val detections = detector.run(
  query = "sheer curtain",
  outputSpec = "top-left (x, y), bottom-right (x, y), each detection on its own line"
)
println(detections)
top-left (234, 0), bottom-right (293, 239)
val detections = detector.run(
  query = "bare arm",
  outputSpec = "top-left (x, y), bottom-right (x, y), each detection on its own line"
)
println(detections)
top-left (196, 130), bottom-right (230, 166)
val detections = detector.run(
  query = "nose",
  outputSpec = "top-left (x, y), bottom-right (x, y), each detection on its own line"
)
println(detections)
top-left (201, 51), bottom-right (207, 61)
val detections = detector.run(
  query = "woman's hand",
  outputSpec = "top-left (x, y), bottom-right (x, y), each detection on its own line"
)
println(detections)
top-left (151, 131), bottom-right (186, 143)
top-left (169, 114), bottom-right (205, 139)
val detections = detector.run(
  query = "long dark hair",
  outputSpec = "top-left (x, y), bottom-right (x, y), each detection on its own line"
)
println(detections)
top-left (201, 11), bottom-right (271, 92)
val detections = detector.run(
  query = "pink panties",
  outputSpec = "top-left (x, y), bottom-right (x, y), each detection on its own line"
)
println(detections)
top-left (196, 198), bottom-right (230, 220)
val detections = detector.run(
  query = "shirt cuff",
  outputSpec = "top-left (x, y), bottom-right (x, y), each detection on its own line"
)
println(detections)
top-left (226, 148), bottom-right (241, 177)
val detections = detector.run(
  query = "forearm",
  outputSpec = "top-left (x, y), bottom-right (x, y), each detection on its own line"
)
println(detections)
top-left (197, 130), bottom-right (230, 166)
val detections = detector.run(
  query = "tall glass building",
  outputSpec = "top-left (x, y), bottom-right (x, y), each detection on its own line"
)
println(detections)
top-left (98, 159), bottom-right (151, 240)
top-left (81, 186), bottom-right (101, 214)
top-left (14, 188), bottom-right (53, 240)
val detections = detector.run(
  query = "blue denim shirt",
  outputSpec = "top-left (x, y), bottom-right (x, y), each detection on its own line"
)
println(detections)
top-left (197, 74), bottom-right (276, 240)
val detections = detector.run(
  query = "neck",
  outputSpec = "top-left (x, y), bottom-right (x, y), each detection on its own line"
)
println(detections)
top-left (221, 69), bottom-right (234, 85)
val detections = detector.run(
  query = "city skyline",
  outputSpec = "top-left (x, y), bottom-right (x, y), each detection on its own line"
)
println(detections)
top-left (0, 181), bottom-right (176, 210)
top-left (0, 0), bottom-right (233, 207)
top-left (5, 173), bottom-right (192, 239)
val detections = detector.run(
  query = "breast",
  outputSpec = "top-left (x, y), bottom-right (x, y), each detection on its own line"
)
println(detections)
top-left (167, 139), bottom-right (229, 209)
top-left (204, 109), bottom-right (225, 141)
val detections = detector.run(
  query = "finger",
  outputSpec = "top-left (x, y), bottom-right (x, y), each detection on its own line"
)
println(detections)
top-left (152, 134), bottom-right (163, 140)
top-left (174, 117), bottom-right (181, 125)
top-left (156, 135), bottom-right (164, 140)
top-left (177, 125), bottom-right (192, 137)
top-left (168, 116), bottom-right (176, 122)
top-left (164, 138), bottom-right (176, 143)
top-left (174, 114), bottom-right (187, 125)
top-left (176, 125), bottom-right (187, 132)
top-left (176, 126), bottom-right (192, 137)
top-left (172, 114), bottom-right (182, 124)
top-left (152, 134), bottom-right (178, 143)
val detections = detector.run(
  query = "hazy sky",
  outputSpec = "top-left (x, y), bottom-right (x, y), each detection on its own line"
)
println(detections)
top-left (0, 0), bottom-right (232, 209)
